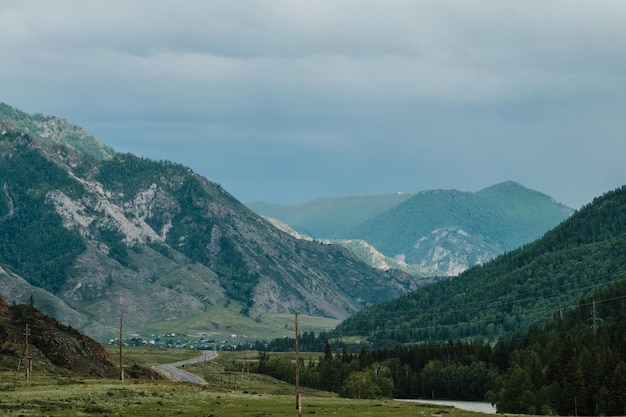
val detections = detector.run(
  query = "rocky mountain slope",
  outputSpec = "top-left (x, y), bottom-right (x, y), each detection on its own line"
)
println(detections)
top-left (0, 102), bottom-right (115, 160)
top-left (251, 182), bottom-right (573, 276)
top-left (263, 216), bottom-right (441, 278)
top-left (0, 105), bottom-right (420, 339)
top-left (0, 295), bottom-right (115, 376)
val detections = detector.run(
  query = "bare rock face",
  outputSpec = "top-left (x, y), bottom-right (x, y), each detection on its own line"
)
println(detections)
top-left (414, 227), bottom-right (499, 276)
top-left (35, 325), bottom-right (113, 370)
top-left (0, 106), bottom-right (422, 339)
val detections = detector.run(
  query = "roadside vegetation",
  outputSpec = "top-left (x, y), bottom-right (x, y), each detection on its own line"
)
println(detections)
top-left (0, 348), bottom-right (469, 417)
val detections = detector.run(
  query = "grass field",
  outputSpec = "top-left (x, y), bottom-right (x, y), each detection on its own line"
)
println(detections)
top-left (106, 346), bottom-right (201, 369)
top-left (137, 302), bottom-right (340, 343)
top-left (0, 374), bottom-right (483, 417)
top-left (0, 347), bottom-right (493, 417)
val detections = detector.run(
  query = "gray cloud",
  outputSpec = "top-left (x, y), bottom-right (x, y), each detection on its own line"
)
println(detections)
top-left (1, 0), bottom-right (625, 208)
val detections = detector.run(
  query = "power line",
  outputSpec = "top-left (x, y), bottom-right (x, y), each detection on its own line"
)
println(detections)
top-left (334, 275), bottom-right (626, 343)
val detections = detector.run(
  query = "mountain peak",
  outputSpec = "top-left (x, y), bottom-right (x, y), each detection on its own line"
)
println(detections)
top-left (1, 105), bottom-right (420, 339)
top-left (477, 180), bottom-right (541, 196)
top-left (338, 183), bottom-right (626, 344)
top-left (0, 102), bottom-right (115, 160)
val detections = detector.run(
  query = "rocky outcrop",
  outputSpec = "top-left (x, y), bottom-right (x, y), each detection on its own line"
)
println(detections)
top-left (0, 299), bottom-right (116, 376)
top-left (0, 105), bottom-right (422, 339)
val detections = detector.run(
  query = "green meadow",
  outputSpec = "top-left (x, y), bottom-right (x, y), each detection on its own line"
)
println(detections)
top-left (0, 376), bottom-right (479, 417)
top-left (0, 347), bottom-right (492, 417)
top-left (139, 302), bottom-right (340, 343)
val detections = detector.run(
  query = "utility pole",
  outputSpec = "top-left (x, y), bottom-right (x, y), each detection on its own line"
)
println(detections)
top-left (589, 302), bottom-right (603, 334)
top-left (295, 312), bottom-right (302, 417)
top-left (119, 313), bottom-right (124, 383)
top-left (18, 324), bottom-right (32, 382)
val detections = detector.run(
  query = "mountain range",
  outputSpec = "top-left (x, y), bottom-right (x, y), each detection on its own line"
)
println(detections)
top-left (0, 103), bottom-right (423, 339)
top-left (337, 184), bottom-right (626, 344)
top-left (0, 102), bottom-right (595, 348)
top-left (249, 182), bottom-right (573, 275)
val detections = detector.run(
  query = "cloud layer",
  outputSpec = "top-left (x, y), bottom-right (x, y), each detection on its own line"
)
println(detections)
top-left (2, 1), bottom-right (625, 207)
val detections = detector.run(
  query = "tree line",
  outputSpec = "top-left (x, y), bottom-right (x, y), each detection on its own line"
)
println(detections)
top-left (251, 278), bottom-right (626, 415)
top-left (252, 337), bottom-right (499, 401)
top-left (494, 279), bottom-right (626, 415)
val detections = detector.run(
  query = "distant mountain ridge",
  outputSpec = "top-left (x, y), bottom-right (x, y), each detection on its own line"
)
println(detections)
top-left (249, 193), bottom-right (414, 238)
top-left (337, 184), bottom-right (626, 344)
top-left (0, 103), bottom-right (422, 339)
top-left (249, 182), bottom-right (573, 275)
top-left (264, 216), bottom-right (440, 278)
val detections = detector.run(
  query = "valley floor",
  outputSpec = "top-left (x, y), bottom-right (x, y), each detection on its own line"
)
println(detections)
top-left (0, 373), bottom-right (491, 417)
top-left (1, 347), bottom-right (500, 416)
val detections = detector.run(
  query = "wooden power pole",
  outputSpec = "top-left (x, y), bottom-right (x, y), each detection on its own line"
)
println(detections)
top-left (295, 312), bottom-right (302, 417)
top-left (18, 324), bottom-right (32, 382)
top-left (119, 313), bottom-right (124, 383)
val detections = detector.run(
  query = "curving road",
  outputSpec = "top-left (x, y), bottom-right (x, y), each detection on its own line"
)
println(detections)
top-left (153, 350), bottom-right (217, 384)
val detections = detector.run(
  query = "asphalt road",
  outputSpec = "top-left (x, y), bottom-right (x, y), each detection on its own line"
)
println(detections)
top-left (153, 350), bottom-right (217, 384)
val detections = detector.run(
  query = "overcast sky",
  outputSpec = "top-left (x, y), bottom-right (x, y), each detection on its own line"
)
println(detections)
top-left (2, 1), bottom-right (625, 209)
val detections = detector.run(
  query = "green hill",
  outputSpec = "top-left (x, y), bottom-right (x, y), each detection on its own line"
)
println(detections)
top-left (250, 182), bottom-right (572, 276)
top-left (345, 181), bottom-right (573, 266)
top-left (336, 184), bottom-right (626, 344)
top-left (248, 193), bottom-right (414, 238)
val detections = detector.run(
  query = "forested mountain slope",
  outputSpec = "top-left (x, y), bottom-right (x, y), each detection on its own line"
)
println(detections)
top-left (336, 185), bottom-right (626, 344)
top-left (0, 105), bottom-right (421, 339)
top-left (491, 278), bottom-right (626, 415)
top-left (254, 274), bottom-right (626, 415)
top-left (344, 181), bottom-right (573, 273)
top-left (251, 182), bottom-right (572, 276)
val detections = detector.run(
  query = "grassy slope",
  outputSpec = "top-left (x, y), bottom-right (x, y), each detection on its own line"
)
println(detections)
top-left (140, 300), bottom-right (340, 342)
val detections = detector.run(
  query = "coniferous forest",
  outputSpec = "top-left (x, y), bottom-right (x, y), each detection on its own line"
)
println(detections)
top-left (252, 278), bottom-right (626, 415)
top-left (250, 186), bottom-right (626, 415)
top-left (3, 104), bottom-right (626, 415)
top-left (336, 185), bottom-right (626, 345)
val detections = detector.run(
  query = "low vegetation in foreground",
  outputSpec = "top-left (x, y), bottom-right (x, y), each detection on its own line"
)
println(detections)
top-left (0, 350), bottom-right (475, 417)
